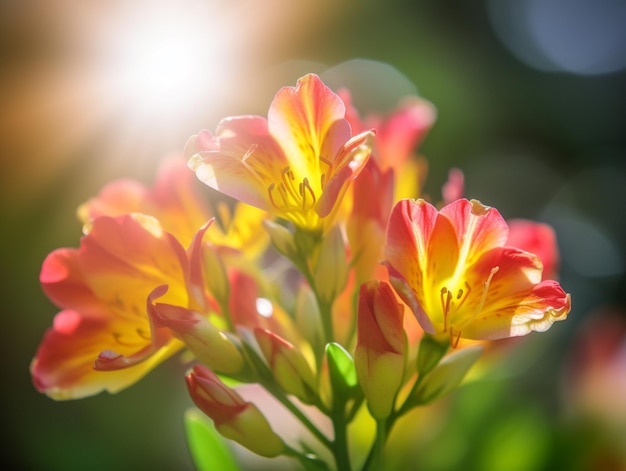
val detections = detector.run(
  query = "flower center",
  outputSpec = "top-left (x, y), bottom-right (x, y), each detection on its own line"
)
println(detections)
top-left (267, 166), bottom-right (318, 213)
top-left (439, 266), bottom-right (499, 346)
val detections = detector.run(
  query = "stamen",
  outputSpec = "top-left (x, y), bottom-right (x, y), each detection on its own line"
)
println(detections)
top-left (319, 155), bottom-right (333, 189)
top-left (450, 329), bottom-right (462, 348)
top-left (281, 167), bottom-right (300, 202)
top-left (475, 267), bottom-right (499, 316)
top-left (241, 144), bottom-right (263, 181)
top-left (136, 328), bottom-right (151, 341)
top-left (113, 332), bottom-right (143, 347)
top-left (267, 183), bottom-right (279, 209)
top-left (299, 178), bottom-right (316, 210)
top-left (277, 184), bottom-right (289, 206)
top-left (440, 287), bottom-right (452, 332)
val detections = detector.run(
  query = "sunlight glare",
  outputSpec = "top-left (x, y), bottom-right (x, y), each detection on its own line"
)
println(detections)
top-left (103, 3), bottom-right (229, 120)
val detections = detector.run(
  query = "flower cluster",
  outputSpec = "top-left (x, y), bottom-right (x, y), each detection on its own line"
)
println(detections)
top-left (31, 74), bottom-right (571, 470)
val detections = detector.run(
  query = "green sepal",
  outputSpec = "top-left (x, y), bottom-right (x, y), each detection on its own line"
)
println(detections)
top-left (184, 408), bottom-right (241, 471)
top-left (263, 220), bottom-right (300, 262)
top-left (416, 333), bottom-right (450, 377)
top-left (294, 227), bottom-right (322, 257)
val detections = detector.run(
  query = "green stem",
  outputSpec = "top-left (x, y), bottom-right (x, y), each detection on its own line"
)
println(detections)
top-left (372, 419), bottom-right (387, 470)
top-left (331, 413), bottom-right (351, 471)
top-left (243, 342), bottom-right (333, 450)
top-left (360, 374), bottom-right (426, 471)
top-left (271, 385), bottom-right (333, 450)
top-left (318, 297), bottom-right (334, 346)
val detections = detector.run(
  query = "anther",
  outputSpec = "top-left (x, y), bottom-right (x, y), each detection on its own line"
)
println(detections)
top-left (136, 328), bottom-right (151, 341)
top-left (267, 183), bottom-right (279, 209)
top-left (300, 178), bottom-right (316, 210)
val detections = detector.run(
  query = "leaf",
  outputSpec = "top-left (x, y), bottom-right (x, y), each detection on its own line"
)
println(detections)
top-left (184, 408), bottom-right (240, 471)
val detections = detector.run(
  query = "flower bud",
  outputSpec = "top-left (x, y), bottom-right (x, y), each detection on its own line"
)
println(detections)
top-left (148, 288), bottom-right (244, 375)
top-left (262, 220), bottom-right (299, 261)
top-left (186, 365), bottom-right (285, 457)
top-left (354, 280), bottom-right (407, 419)
top-left (254, 328), bottom-right (317, 404)
top-left (413, 345), bottom-right (482, 405)
top-left (313, 225), bottom-right (349, 306)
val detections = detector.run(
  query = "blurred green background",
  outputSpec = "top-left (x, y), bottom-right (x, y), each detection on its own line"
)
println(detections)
top-left (2, 0), bottom-right (625, 470)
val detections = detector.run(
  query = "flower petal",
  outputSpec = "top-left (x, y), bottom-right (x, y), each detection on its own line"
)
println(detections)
top-left (79, 214), bottom-right (189, 314)
top-left (439, 199), bottom-right (509, 272)
top-left (40, 249), bottom-right (102, 313)
top-left (507, 219), bottom-right (560, 280)
top-left (385, 199), bottom-right (440, 333)
top-left (30, 308), bottom-right (181, 399)
top-left (370, 97), bottom-right (436, 172)
top-left (268, 73), bottom-right (351, 186)
top-left (78, 158), bottom-right (211, 248)
top-left (462, 280), bottom-right (571, 339)
top-left (186, 117), bottom-right (287, 210)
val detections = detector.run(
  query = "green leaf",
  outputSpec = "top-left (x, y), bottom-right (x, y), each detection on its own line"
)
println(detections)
top-left (184, 408), bottom-right (240, 471)
top-left (325, 342), bottom-right (358, 401)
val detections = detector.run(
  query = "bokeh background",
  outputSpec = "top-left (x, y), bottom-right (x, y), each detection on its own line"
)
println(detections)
top-left (2, 0), bottom-right (625, 470)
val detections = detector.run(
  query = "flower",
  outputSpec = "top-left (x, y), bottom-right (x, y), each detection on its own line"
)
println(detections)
top-left (186, 73), bottom-right (374, 233)
top-left (30, 214), bottom-right (193, 399)
top-left (78, 157), bottom-right (268, 256)
top-left (78, 157), bottom-right (211, 248)
top-left (186, 365), bottom-right (285, 457)
top-left (385, 198), bottom-right (571, 345)
top-left (340, 89), bottom-right (435, 200)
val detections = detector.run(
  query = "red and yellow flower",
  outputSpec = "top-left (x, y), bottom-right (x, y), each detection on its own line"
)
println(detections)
top-left (31, 214), bottom-right (195, 399)
top-left (186, 74), bottom-right (374, 233)
top-left (385, 198), bottom-right (571, 345)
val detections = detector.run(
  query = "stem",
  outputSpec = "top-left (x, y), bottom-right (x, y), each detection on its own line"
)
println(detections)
top-left (372, 419), bottom-right (387, 470)
top-left (318, 298), bottom-right (334, 346)
top-left (360, 415), bottom-right (392, 471)
top-left (331, 413), bottom-right (352, 471)
top-left (270, 385), bottom-right (333, 450)
top-left (242, 342), bottom-right (333, 450)
top-left (360, 374), bottom-right (426, 471)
